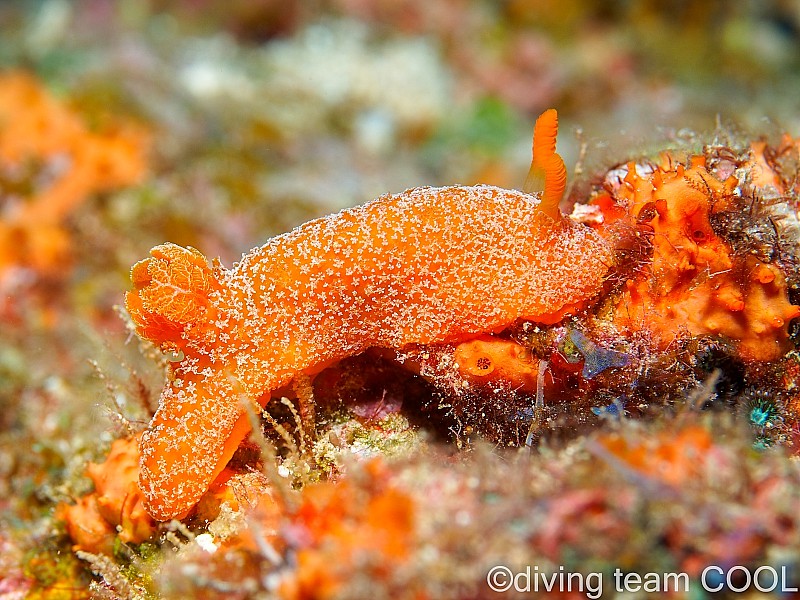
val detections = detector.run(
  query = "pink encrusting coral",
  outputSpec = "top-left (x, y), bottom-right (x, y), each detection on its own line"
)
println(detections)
top-left (126, 110), bottom-right (613, 520)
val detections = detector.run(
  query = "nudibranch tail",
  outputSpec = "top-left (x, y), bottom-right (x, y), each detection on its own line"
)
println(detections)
top-left (524, 108), bottom-right (567, 221)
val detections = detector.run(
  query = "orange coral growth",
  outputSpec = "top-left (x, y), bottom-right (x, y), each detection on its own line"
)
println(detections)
top-left (127, 114), bottom-right (612, 521)
top-left (59, 434), bottom-right (156, 554)
top-left (0, 71), bottom-right (149, 279)
top-left (596, 425), bottom-right (713, 486)
top-left (595, 149), bottom-right (800, 361)
top-left (279, 461), bottom-right (415, 600)
top-left (453, 335), bottom-right (540, 392)
top-left (59, 493), bottom-right (117, 556)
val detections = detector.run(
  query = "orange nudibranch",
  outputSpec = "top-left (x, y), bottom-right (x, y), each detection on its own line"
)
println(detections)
top-left (126, 110), bottom-right (611, 520)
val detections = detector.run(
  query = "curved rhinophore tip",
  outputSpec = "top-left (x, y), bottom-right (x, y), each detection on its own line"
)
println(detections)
top-left (524, 108), bottom-right (567, 221)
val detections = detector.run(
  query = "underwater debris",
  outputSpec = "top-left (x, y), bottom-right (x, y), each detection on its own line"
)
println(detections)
top-left (567, 329), bottom-right (630, 379)
top-left (126, 109), bottom-right (614, 520)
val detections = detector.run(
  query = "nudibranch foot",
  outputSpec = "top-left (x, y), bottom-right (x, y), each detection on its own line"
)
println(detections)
top-left (138, 365), bottom-right (254, 522)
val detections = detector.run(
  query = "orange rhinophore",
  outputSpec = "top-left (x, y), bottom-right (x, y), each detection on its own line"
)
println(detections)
top-left (126, 110), bottom-right (612, 520)
top-left (523, 108), bottom-right (567, 221)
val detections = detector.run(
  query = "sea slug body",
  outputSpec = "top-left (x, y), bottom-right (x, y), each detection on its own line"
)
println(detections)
top-left (127, 110), bottom-right (613, 520)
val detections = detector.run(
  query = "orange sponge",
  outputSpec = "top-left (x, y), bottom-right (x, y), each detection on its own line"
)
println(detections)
top-left (59, 434), bottom-right (156, 553)
top-left (596, 151), bottom-right (800, 361)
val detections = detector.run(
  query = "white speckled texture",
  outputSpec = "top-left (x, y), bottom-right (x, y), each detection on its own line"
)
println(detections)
top-left (133, 185), bottom-right (612, 519)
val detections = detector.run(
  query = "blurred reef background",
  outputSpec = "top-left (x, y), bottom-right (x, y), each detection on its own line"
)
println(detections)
top-left (5, 1), bottom-right (800, 598)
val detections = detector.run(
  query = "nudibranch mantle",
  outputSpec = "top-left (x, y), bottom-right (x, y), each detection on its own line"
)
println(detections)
top-left (128, 185), bottom-right (612, 520)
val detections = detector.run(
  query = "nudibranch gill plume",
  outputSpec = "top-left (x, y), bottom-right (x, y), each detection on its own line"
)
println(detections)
top-left (126, 108), bottom-right (613, 520)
